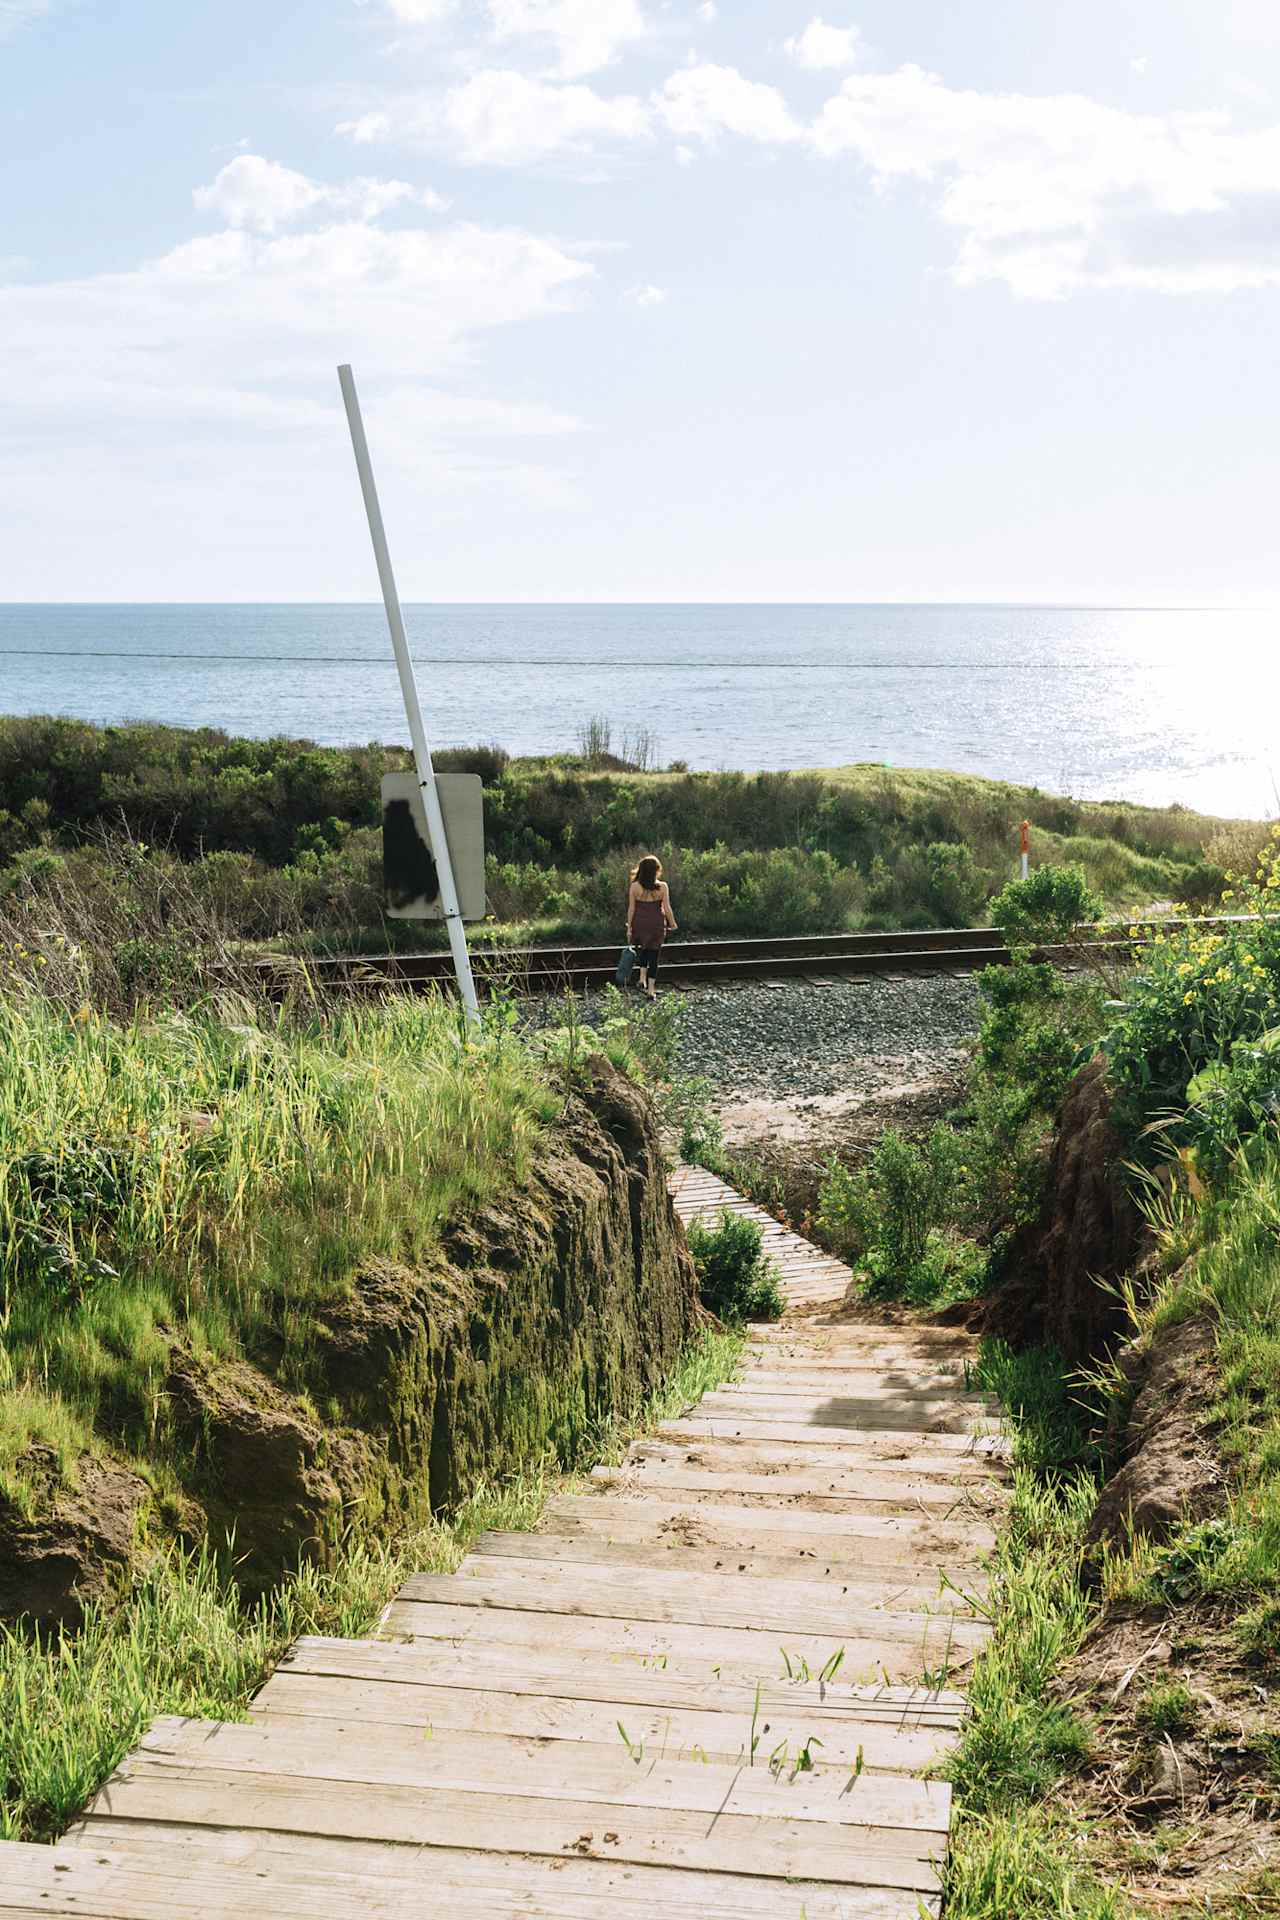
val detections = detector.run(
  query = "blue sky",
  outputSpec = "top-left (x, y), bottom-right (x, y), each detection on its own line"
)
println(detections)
top-left (4, 0), bottom-right (1280, 600)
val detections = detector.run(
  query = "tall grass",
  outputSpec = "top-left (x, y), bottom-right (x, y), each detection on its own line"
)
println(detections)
top-left (1105, 1143), bottom-right (1280, 1654)
top-left (0, 987), bottom-right (557, 1498)
top-left (944, 1344), bottom-right (1120, 1919)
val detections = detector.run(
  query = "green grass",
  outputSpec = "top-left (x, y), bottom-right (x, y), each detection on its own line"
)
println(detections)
top-left (0, 989), bottom-right (556, 1504)
top-left (1103, 1143), bottom-right (1280, 1657)
top-left (1135, 1680), bottom-right (1196, 1737)
top-left (0, 1325), bottom-right (742, 1845)
top-left (943, 1343), bottom-right (1121, 1920)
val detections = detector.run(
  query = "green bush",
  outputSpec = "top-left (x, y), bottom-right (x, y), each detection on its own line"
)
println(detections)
top-left (923, 840), bottom-right (986, 927)
top-left (991, 864), bottom-right (1103, 951)
top-left (816, 1128), bottom-right (981, 1305)
top-left (1101, 836), bottom-right (1280, 1159)
top-left (684, 1209), bottom-right (784, 1322)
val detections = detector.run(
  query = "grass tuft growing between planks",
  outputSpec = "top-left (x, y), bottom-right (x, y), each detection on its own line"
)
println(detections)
top-left (943, 1342), bottom-right (1125, 1920)
top-left (0, 1328), bottom-right (741, 1845)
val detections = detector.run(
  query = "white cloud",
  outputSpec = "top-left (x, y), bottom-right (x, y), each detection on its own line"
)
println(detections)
top-left (1130, 55), bottom-right (1148, 76)
top-left (0, 208), bottom-right (593, 589)
top-left (626, 281), bottom-right (667, 304)
top-left (697, 2), bottom-right (717, 19)
top-left (812, 63), bottom-right (1280, 295)
top-left (382, 0), bottom-right (457, 21)
top-left (488, 0), bottom-right (648, 80)
top-left (657, 63), bottom-right (802, 144)
top-left (336, 111), bottom-right (393, 145)
top-left (193, 155), bottom-right (446, 234)
top-left (785, 17), bottom-right (861, 72)
top-left (674, 143), bottom-right (696, 166)
top-left (0, 0), bottom-right (53, 39)
top-left (404, 69), bottom-right (652, 167)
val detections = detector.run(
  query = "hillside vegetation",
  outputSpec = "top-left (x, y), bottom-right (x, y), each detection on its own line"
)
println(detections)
top-left (697, 844), bottom-right (1280, 1915)
top-left (0, 714), bottom-right (1257, 952)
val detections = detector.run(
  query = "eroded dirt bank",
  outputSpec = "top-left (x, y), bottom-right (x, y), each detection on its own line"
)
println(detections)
top-left (0, 1059), bottom-right (699, 1630)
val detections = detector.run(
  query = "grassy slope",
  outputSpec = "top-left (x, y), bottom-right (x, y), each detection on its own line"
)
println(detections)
top-left (0, 991), bottom-right (555, 1507)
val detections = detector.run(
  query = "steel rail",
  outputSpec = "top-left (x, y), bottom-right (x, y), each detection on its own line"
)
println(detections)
top-left (246, 917), bottom-right (1249, 997)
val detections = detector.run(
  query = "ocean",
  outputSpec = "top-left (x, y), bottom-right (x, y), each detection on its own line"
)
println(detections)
top-left (0, 603), bottom-right (1275, 819)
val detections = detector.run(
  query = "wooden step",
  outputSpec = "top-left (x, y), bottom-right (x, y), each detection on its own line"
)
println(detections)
top-left (657, 1419), bottom-right (1007, 1469)
top-left (543, 1490), bottom-right (998, 1556)
top-left (277, 1635), bottom-right (969, 1729)
top-left (379, 1597), bottom-right (985, 1686)
top-left (452, 1543), bottom-right (986, 1614)
top-left (250, 1667), bottom-right (960, 1771)
top-left (59, 1829), bottom-right (942, 1919)
top-left (394, 1564), bottom-right (991, 1645)
top-left (596, 1455), bottom-right (1005, 1513)
top-left (473, 1528), bottom-right (990, 1595)
top-left (82, 1749), bottom-right (947, 1894)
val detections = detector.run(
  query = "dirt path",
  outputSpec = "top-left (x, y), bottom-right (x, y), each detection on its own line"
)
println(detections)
top-left (4, 1170), bottom-right (1007, 1920)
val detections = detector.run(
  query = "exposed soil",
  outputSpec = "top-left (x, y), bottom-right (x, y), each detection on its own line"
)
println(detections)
top-left (1060, 1606), bottom-right (1280, 1912)
top-left (972, 1055), bottom-right (1146, 1365)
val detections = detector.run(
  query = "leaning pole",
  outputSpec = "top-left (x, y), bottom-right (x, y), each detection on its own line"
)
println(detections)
top-left (337, 363), bottom-right (481, 1024)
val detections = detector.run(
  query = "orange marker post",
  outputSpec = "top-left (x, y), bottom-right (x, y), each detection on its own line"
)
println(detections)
top-left (1019, 819), bottom-right (1031, 882)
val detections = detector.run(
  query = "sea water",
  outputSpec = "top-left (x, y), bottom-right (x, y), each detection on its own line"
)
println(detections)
top-left (0, 602), bottom-right (1276, 818)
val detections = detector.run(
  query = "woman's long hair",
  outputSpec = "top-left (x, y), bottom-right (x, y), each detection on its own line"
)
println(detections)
top-left (632, 855), bottom-right (662, 891)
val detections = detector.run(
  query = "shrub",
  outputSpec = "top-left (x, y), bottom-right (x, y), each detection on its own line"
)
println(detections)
top-left (1102, 829), bottom-right (1280, 1156)
top-left (816, 1128), bottom-right (976, 1304)
top-left (684, 1209), bottom-right (784, 1322)
top-left (923, 840), bottom-right (986, 927)
top-left (991, 864), bottom-right (1103, 951)
top-left (434, 743), bottom-right (510, 786)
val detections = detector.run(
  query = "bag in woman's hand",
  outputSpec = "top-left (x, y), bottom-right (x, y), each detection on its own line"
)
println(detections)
top-left (615, 945), bottom-right (637, 987)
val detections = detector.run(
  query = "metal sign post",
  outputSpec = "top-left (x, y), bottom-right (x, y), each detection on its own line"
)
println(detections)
top-left (337, 363), bottom-right (481, 1024)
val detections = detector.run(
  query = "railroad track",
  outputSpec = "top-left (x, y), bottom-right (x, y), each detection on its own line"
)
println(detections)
top-left (257, 924), bottom-right (1148, 996)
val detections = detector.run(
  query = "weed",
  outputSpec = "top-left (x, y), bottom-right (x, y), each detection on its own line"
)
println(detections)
top-left (1136, 1681), bottom-right (1196, 1737)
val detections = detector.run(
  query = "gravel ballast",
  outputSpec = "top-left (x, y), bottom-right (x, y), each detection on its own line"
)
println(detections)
top-left (526, 973), bottom-right (982, 1107)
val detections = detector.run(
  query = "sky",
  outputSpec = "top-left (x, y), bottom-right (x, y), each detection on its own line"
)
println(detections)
top-left (3, 0), bottom-right (1280, 602)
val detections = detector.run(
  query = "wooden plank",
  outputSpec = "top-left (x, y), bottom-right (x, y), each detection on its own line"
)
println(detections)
top-left (450, 1547), bottom-right (983, 1616)
top-left (658, 1420), bottom-right (1007, 1469)
top-left (474, 1529), bottom-right (989, 1594)
top-left (697, 1389), bottom-right (998, 1426)
top-left (378, 1598), bottom-right (984, 1682)
top-left (280, 1636), bottom-right (969, 1727)
top-left (539, 1493), bottom-right (998, 1560)
top-left (630, 1438), bottom-right (999, 1474)
top-left (134, 1716), bottom-right (954, 1834)
top-left (595, 1460), bottom-right (1004, 1513)
top-left (81, 1767), bottom-right (946, 1892)
top-left (747, 1326), bottom-right (972, 1351)
top-left (393, 1567), bottom-right (990, 1647)
top-left (731, 1368), bottom-right (973, 1392)
top-left (249, 1671), bottom-right (959, 1771)
top-left (61, 1827), bottom-right (941, 1920)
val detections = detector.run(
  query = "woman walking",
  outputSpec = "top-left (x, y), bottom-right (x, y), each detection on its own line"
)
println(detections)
top-left (627, 855), bottom-right (677, 1000)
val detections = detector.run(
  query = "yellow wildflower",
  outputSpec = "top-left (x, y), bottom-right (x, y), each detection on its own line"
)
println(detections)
top-left (1183, 991), bottom-right (1195, 1005)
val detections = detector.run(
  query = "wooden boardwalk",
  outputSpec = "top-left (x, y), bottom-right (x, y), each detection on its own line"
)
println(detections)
top-left (4, 1167), bottom-right (1006, 1920)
